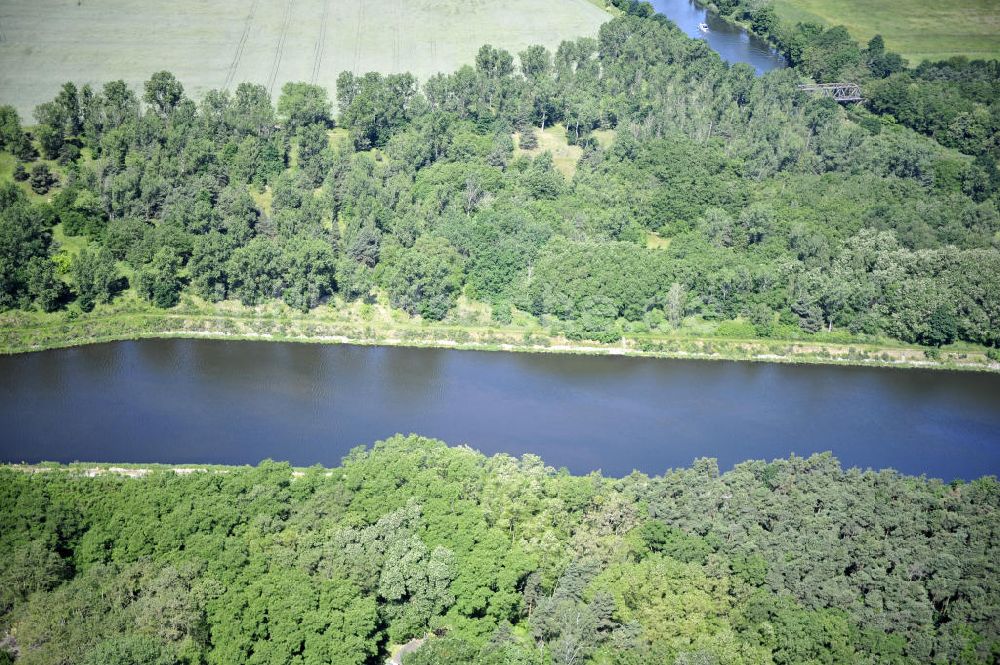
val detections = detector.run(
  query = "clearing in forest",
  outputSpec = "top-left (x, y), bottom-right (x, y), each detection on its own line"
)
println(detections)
top-left (514, 124), bottom-right (584, 180)
top-left (772, 0), bottom-right (1000, 62)
top-left (0, 0), bottom-right (608, 119)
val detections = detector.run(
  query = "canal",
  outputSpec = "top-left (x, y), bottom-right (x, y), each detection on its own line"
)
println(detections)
top-left (2, 340), bottom-right (998, 479)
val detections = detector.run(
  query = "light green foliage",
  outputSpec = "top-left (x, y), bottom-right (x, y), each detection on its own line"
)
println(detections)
top-left (1, 437), bottom-right (997, 664)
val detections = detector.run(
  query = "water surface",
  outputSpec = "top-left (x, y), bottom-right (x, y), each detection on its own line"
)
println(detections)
top-left (2, 340), bottom-right (998, 480)
top-left (649, 0), bottom-right (786, 73)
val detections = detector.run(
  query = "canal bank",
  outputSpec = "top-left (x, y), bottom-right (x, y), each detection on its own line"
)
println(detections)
top-left (1, 300), bottom-right (996, 372)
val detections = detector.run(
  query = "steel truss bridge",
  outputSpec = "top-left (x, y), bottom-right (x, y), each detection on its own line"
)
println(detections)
top-left (796, 83), bottom-right (863, 103)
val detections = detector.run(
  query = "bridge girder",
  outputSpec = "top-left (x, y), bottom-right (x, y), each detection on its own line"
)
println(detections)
top-left (796, 83), bottom-right (863, 103)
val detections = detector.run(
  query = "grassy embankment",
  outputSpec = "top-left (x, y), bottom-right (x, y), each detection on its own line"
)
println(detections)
top-left (770, 0), bottom-right (1000, 62)
top-left (3, 288), bottom-right (997, 372)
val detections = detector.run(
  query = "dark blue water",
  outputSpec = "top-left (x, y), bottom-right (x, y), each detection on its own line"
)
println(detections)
top-left (2, 340), bottom-right (998, 480)
top-left (649, 0), bottom-right (786, 73)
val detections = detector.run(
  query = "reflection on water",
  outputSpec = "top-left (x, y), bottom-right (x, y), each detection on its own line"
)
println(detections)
top-left (2, 340), bottom-right (999, 480)
top-left (648, 0), bottom-right (786, 73)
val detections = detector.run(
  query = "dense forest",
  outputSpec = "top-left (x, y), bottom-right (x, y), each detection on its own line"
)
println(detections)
top-left (1, 8), bottom-right (998, 350)
top-left (0, 436), bottom-right (997, 664)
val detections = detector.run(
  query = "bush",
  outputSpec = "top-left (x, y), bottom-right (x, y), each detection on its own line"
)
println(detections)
top-left (565, 321), bottom-right (622, 344)
top-left (491, 302), bottom-right (513, 325)
top-left (57, 142), bottom-right (81, 165)
top-left (715, 319), bottom-right (756, 338)
top-left (29, 163), bottom-right (57, 194)
top-left (519, 128), bottom-right (538, 150)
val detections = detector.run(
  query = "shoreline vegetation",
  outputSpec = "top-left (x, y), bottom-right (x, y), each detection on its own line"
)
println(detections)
top-left (2, 296), bottom-right (997, 372)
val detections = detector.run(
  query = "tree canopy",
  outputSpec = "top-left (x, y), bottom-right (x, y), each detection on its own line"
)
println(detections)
top-left (1, 436), bottom-right (997, 664)
top-left (0, 11), bottom-right (997, 351)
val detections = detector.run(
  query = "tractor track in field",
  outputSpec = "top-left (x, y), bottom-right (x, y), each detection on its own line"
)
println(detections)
top-left (352, 0), bottom-right (365, 73)
top-left (223, 0), bottom-right (259, 91)
top-left (392, 0), bottom-right (401, 72)
top-left (267, 0), bottom-right (294, 95)
top-left (310, 0), bottom-right (330, 84)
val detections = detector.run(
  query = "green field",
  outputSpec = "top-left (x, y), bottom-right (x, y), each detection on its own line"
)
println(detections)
top-left (0, 0), bottom-right (609, 118)
top-left (773, 0), bottom-right (1000, 62)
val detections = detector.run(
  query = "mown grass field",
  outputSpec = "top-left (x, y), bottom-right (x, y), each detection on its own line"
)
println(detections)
top-left (773, 0), bottom-right (1000, 62)
top-left (0, 0), bottom-right (609, 118)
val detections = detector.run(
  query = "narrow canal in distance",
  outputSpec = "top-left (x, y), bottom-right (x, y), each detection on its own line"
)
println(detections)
top-left (649, 0), bottom-right (787, 73)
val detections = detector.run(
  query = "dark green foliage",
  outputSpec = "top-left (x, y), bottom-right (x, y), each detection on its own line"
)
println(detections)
top-left (637, 520), bottom-right (712, 563)
top-left (924, 304), bottom-right (958, 347)
top-left (226, 237), bottom-right (284, 306)
top-left (866, 60), bottom-right (1000, 161)
top-left (189, 231), bottom-right (237, 302)
top-left (33, 83), bottom-right (83, 160)
top-left (295, 122), bottom-right (331, 187)
top-left (713, 0), bottom-right (997, 163)
top-left (54, 181), bottom-right (106, 239)
top-left (0, 186), bottom-right (53, 309)
top-left (29, 164), bottom-right (56, 195)
top-left (103, 217), bottom-right (150, 261)
top-left (1, 436), bottom-right (996, 664)
top-left (0, 105), bottom-right (36, 161)
top-left (528, 240), bottom-right (671, 323)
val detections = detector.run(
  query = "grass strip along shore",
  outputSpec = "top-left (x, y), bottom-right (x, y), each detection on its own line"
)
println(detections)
top-left (2, 296), bottom-right (996, 372)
